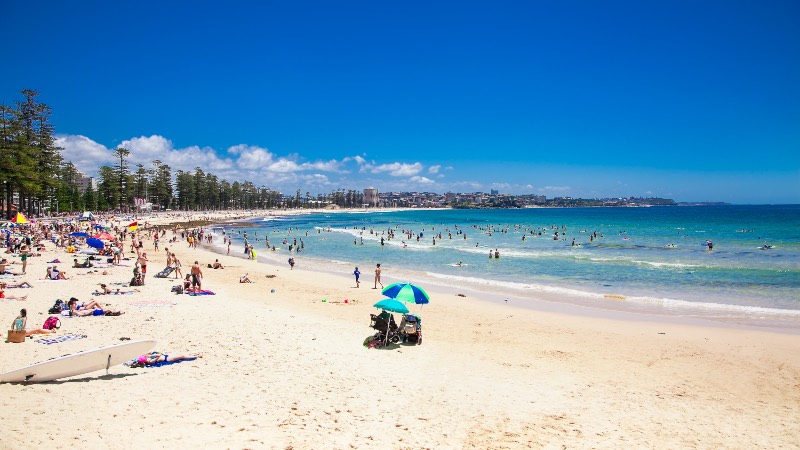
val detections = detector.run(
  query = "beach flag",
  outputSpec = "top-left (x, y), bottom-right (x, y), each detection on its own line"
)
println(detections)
top-left (11, 212), bottom-right (28, 223)
top-left (128, 221), bottom-right (138, 231)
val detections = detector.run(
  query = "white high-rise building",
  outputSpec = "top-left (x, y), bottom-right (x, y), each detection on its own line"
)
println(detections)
top-left (78, 173), bottom-right (98, 193)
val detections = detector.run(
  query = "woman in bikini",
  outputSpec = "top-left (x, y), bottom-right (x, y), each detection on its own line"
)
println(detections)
top-left (135, 351), bottom-right (203, 366)
top-left (67, 297), bottom-right (124, 316)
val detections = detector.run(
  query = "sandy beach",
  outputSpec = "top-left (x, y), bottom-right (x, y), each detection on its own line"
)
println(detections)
top-left (1, 210), bottom-right (798, 449)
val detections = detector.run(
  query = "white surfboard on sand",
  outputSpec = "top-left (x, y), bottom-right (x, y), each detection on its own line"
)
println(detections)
top-left (0, 339), bottom-right (156, 383)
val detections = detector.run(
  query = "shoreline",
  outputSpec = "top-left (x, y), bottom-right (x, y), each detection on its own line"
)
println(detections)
top-left (206, 210), bottom-right (800, 333)
top-left (207, 235), bottom-right (800, 335)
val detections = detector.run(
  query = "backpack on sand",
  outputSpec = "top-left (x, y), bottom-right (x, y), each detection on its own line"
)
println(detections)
top-left (48, 299), bottom-right (65, 314)
top-left (42, 316), bottom-right (61, 330)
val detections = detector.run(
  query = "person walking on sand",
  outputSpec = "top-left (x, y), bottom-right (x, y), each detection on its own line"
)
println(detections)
top-left (190, 261), bottom-right (203, 292)
top-left (373, 263), bottom-right (383, 289)
top-left (20, 247), bottom-right (28, 275)
top-left (353, 266), bottom-right (361, 288)
top-left (172, 253), bottom-right (183, 279)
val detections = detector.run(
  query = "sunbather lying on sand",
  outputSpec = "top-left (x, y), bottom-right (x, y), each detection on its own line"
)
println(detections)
top-left (95, 283), bottom-right (139, 295)
top-left (0, 283), bottom-right (27, 301)
top-left (134, 351), bottom-right (203, 366)
top-left (1, 280), bottom-right (32, 289)
top-left (239, 273), bottom-right (252, 283)
top-left (67, 297), bottom-right (124, 316)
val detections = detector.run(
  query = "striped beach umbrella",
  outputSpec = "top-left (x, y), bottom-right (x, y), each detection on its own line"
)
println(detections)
top-left (381, 283), bottom-right (430, 305)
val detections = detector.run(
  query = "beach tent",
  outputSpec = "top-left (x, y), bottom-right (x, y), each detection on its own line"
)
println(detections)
top-left (79, 211), bottom-right (94, 220)
top-left (11, 212), bottom-right (28, 224)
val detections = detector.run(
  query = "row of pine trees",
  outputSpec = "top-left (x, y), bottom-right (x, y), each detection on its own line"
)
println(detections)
top-left (1, 90), bottom-right (367, 220)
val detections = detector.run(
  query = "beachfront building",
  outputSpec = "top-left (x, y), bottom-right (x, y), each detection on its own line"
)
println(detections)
top-left (364, 188), bottom-right (379, 208)
top-left (78, 172), bottom-right (98, 194)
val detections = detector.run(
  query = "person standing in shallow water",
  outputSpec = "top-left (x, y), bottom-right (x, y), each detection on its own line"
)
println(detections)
top-left (373, 263), bottom-right (383, 289)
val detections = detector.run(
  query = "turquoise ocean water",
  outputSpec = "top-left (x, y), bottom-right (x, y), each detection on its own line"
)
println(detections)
top-left (218, 205), bottom-right (800, 329)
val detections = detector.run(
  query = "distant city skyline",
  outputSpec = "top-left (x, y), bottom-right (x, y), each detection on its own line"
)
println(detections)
top-left (2, 1), bottom-right (798, 204)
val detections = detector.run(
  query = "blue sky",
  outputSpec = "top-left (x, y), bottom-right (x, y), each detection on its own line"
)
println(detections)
top-left (2, 1), bottom-right (798, 203)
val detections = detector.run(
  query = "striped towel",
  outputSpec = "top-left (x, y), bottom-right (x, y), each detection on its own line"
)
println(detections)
top-left (128, 301), bottom-right (176, 307)
top-left (35, 333), bottom-right (87, 345)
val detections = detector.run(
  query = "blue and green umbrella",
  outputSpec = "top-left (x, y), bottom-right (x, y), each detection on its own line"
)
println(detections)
top-left (373, 298), bottom-right (409, 314)
top-left (381, 283), bottom-right (430, 305)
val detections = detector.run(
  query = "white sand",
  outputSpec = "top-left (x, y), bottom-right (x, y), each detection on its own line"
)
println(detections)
top-left (1, 211), bottom-right (798, 449)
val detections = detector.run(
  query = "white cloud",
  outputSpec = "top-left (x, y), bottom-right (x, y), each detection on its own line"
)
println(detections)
top-left (540, 186), bottom-right (571, 192)
top-left (56, 134), bottom-right (115, 170)
top-left (306, 160), bottom-right (345, 172)
top-left (233, 146), bottom-right (275, 168)
top-left (56, 133), bottom-right (452, 194)
top-left (363, 162), bottom-right (424, 176)
top-left (448, 181), bottom-right (484, 191)
top-left (409, 176), bottom-right (435, 185)
top-left (346, 155), bottom-right (367, 165)
top-left (491, 183), bottom-right (511, 190)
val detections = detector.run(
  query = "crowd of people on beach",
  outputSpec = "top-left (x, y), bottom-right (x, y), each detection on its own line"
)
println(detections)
top-left (1, 212), bottom-right (219, 366)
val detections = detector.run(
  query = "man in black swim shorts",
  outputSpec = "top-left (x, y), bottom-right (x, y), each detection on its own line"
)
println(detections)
top-left (190, 261), bottom-right (203, 291)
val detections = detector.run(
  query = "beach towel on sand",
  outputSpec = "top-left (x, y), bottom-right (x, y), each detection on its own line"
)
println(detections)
top-left (185, 290), bottom-right (215, 296)
top-left (127, 301), bottom-right (176, 307)
top-left (35, 333), bottom-right (87, 345)
top-left (153, 266), bottom-right (174, 278)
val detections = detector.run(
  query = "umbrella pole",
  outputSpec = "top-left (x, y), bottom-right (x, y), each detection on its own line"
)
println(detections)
top-left (385, 318), bottom-right (390, 347)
